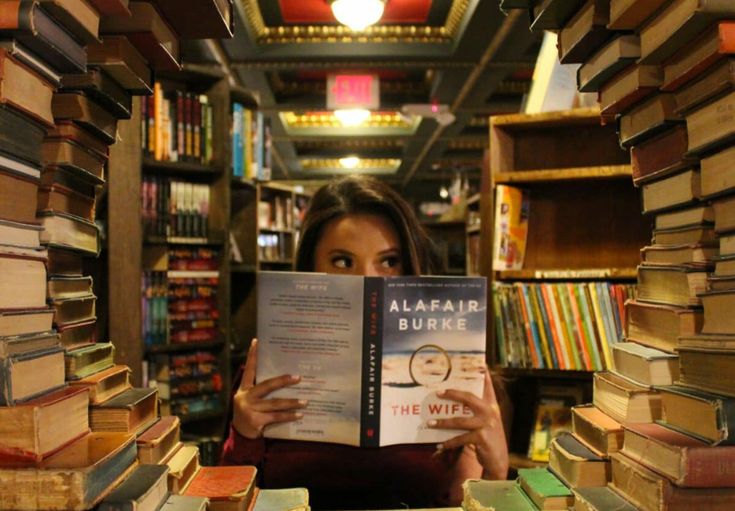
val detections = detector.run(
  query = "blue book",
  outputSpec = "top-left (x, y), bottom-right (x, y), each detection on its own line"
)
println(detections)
top-left (231, 102), bottom-right (243, 177)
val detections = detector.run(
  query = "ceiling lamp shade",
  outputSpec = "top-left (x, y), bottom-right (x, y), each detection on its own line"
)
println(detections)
top-left (330, 0), bottom-right (386, 31)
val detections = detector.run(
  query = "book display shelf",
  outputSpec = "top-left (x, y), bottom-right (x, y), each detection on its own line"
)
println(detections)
top-left (109, 63), bottom-right (242, 444)
top-left (482, 108), bottom-right (651, 468)
top-left (230, 182), bottom-right (311, 362)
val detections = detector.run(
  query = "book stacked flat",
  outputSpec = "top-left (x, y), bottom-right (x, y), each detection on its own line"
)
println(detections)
top-left (517, 0), bottom-right (735, 509)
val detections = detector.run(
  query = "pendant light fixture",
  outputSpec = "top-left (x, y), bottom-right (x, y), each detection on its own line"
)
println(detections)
top-left (330, 0), bottom-right (387, 31)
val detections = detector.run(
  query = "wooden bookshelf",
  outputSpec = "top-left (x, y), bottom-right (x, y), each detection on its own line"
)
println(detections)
top-left (108, 66), bottom-right (245, 440)
top-left (423, 220), bottom-right (467, 275)
top-left (466, 193), bottom-right (481, 276)
top-left (483, 108), bottom-right (651, 462)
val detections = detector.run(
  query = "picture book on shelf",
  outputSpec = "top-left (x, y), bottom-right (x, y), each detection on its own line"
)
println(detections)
top-left (256, 271), bottom-right (487, 447)
top-left (492, 184), bottom-right (530, 271)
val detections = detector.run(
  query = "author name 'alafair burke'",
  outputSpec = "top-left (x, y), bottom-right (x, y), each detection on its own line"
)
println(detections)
top-left (389, 299), bottom-right (480, 331)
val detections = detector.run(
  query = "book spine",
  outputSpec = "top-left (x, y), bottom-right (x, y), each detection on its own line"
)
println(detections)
top-left (360, 277), bottom-right (382, 447)
top-left (530, 284), bottom-right (556, 368)
top-left (679, 447), bottom-right (735, 486)
top-left (541, 283), bottom-right (569, 369)
top-left (0, 357), bottom-right (12, 405)
top-left (515, 283), bottom-right (541, 368)
top-left (575, 283), bottom-right (603, 371)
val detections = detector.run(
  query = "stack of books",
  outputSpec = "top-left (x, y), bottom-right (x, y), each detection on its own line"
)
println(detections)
top-left (232, 103), bottom-right (272, 181)
top-left (503, 0), bottom-right (735, 508)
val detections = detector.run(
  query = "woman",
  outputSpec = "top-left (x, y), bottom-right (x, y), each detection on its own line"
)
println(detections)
top-left (221, 175), bottom-right (509, 509)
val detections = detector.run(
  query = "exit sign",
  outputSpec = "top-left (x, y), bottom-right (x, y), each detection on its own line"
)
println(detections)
top-left (327, 74), bottom-right (379, 110)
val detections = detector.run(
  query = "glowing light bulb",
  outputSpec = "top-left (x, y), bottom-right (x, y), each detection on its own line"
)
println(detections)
top-left (334, 108), bottom-right (371, 126)
top-left (331, 0), bottom-right (386, 31)
top-left (339, 156), bottom-right (360, 169)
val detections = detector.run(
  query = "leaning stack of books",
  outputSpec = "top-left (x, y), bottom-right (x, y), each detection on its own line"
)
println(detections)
top-left (511, 0), bottom-right (735, 508)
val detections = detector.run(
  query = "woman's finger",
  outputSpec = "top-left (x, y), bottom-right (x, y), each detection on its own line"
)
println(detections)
top-left (239, 338), bottom-right (258, 390)
top-left (248, 373), bottom-right (301, 400)
top-left (249, 397), bottom-right (308, 413)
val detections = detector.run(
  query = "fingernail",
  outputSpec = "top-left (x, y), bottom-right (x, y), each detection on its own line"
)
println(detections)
top-left (436, 390), bottom-right (445, 397)
top-left (295, 412), bottom-right (304, 419)
top-left (298, 399), bottom-right (308, 406)
top-left (427, 419), bottom-right (437, 427)
top-left (291, 374), bottom-right (301, 381)
top-left (435, 443), bottom-right (444, 453)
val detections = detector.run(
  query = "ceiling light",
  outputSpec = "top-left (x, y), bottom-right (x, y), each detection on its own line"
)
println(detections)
top-left (334, 108), bottom-right (371, 126)
top-left (339, 156), bottom-right (360, 169)
top-left (330, 0), bottom-right (386, 31)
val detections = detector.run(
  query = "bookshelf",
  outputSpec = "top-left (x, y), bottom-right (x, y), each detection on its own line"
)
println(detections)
top-left (109, 64), bottom-right (238, 441)
top-left (229, 182), bottom-right (310, 358)
top-left (483, 108), bottom-right (652, 467)
top-left (466, 192), bottom-right (481, 276)
top-left (423, 220), bottom-right (467, 275)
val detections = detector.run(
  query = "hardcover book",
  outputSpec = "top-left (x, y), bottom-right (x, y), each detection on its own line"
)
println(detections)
top-left (160, 494), bottom-right (209, 511)
top-left (658, 384), bottom-right (735, 445)
top-left (0, 432), bottom-right (137, 510)
top-left (462, 479), bottom-right (536, 511)
top-left (136, 414), bottom-right (180, 464)
top-left (90, 387), bottom-right (159, 435)
top-left (571, 404), bottom-right (623, 457)
top-left (517, 467), bottom-right (573, 510)
top-left (64, 341), bottom-right (114, 380)
top-left (0, 346), bottom-right (66, 405)
top-left (251, 488), bottom-right (310, 511)
top-left (492, 184), bottom-right (529, 271)
top-left (0, 330), bottom-right (59, 358)
top-left (572, 486), bottom-right (637, 511)
top-left (0, 385), bottom-right (89, 462)
top-left (69, 364), bottom-right (131, 404)
top-left (98, 464), bottom-right (169, 511)
top-left (611, 452), bottom-right (735, 511)
top-left (165, 443), bottom-right (199, 494)
top-left (622, 422), bottom-right (735, 487)
top-left (256, 271), bottom-right (487, 447)
top-left (183, 466), bottom-right (258, 511)
top-left (548, 433), bottom-right (609, 488)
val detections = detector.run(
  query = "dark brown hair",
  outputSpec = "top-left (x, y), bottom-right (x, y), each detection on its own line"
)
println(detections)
top-left (295, 175), bottom-right (440, 275)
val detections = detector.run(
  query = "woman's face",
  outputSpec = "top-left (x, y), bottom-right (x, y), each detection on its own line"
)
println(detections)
top-left (313, 213), bottom-right (404, 276)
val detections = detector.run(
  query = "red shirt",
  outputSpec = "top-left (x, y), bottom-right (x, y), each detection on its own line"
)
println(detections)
top-left (220, 426), bottom-right (460, 510)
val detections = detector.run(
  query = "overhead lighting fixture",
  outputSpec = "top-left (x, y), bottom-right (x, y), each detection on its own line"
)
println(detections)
top-left (339, 156), bottom-right (361, 169)
top-left (330, 0), bottom-right (386, 31)
top-left (334, 108), bottom-right (371, 126)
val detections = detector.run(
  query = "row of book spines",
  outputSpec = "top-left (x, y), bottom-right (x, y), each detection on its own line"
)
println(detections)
top-left (258, 197), bottom-right (296, 231)
top-left (141, 177), bottom-right (210, 238)
top-left (258, 233), bottom-right (291, 262)
top-left (141, 272), bottom-right (219, 346)
top-left (232, 104), bottom-right (272, 180)
top-left (142, 84), bottom-right (213, 165)
top-left (493, 281), bottom-right (634, 371)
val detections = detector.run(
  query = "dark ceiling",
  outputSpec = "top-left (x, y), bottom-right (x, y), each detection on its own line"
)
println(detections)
top-left (183, 0), bottom-right (542, 188)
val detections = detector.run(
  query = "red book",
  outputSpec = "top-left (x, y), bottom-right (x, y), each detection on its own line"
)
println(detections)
top-left (631, 125), bottom-right (696, 184)
top-left (622, 422), bottom-right (735, 488)
top-left (183, 466), bottom-right (258, 511)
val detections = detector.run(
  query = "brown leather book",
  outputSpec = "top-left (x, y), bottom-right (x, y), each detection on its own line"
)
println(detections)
top-left (39, 0), bottom-right (100, 44)
top-left (0, 48), bottom-right (54, 127)
top-left (631, 125), bottom-right (696, 184)
top-left (87, 36), bottom-right (153, 94)
top-left (51, 92), bottom-right (118, 145)
top-left (149, 0), bottom-right (233, 39)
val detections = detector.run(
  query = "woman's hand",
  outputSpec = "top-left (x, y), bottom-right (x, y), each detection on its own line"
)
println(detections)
top-left (429, 368), bottom-right (509, 480)
top-left (232, 339), bottom-right (308, 439)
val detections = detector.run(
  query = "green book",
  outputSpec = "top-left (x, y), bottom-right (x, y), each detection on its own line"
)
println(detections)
top-left (253, 488), bottom-right (309, 511)
top-left (98, 464), bottom-right (169, 511)
top-left (518, 467), bottom-right (573, 510)
top-left (64, 341), bottom-right (115, 380)
top-left (462, 480), bottom-right (537, 511)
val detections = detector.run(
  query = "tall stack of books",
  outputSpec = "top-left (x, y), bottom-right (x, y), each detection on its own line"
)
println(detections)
top-left (503, 0), bottom-right (735, 508)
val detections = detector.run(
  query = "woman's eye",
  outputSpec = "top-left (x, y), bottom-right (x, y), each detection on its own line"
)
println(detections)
top-left (381, 256), bottom-right (400, 268)
top-left (331, 256), bottom-right (352, 269)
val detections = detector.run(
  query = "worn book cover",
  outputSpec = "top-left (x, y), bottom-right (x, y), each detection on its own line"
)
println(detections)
top-left (98, 464), bottom-right (169, 511)
top-left (257, 271), bottom-right (486, 447)
top-left (183, 466), bottom-right (257, 510)
top-left (462, 479), bottom-right (536, 511)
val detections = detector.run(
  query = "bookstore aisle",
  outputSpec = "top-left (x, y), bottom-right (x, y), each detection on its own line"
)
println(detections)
top-left (0, 1), bottom-right (311, 510)
top-left (464, 0), bottom-right (735, 510)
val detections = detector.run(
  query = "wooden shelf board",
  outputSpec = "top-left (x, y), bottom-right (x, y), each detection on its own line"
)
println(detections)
top-left (466, 225), bottom-right (481, 234)
top-left (144, 233), bottom-right (226, 246)
top-left (145, 340), bottom-right (225, 354)
top-left (494, 267), bottom-right (638, 280)
top-left (230, 85), bottom-right (259, 108)
top-left (232, 177), bottom-right (257, 189)
top-left (260, 259), bottom-right (294, 265)
top-left (494, 366), bottom-right (595, 379)
top-left (467, 193), bottom-right (481, 206)
top-left (491, 107), bottom-right (601, 129)
top-left (142, 156), bottom-right (223, 176)
top-left (156, 63), bottom-right (225, 86)
top-left (493, 165), bottom-right (632, 183)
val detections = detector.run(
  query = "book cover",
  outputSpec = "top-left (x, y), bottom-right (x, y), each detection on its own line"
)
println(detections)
top-left (517, 467), bottom-right (573, 510)
top-left (183, 466), bottom-right (257, 508)
top-left (0, 385), bottom-right (89, 462)
top-left (0, 346), bottom-right (66, 405)
top-left (0, 330), bottom-right (59, 358)
top-left (136, 415), bottom-right (180, 464)
top-left (98, 464), bottom-right (169, 511)
top-left (252, 488), bottom-right (309, 511)
top-left (658, 384), bottom-right (735, 445)
top-left (572, 486), bottom-right (637, 511)
top-left (492, 184), bottom-right (530, 271)
top-left (256, 271), bottom-right (486, 447)
top-left (160, 494), bottom-right (209, 511)
top-left (622, 422), bottom-right (735, 487)
top-left (0, 432), bottom-right (137, 510)
top-left (462, 479), bottom-right (536, 511)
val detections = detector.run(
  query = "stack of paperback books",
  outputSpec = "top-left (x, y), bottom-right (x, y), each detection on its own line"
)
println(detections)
top-left (502, 0), bottom-right (735, 508)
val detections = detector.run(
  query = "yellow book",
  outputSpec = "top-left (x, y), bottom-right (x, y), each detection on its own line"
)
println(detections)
top-left (588, 283), bottom-right (613, 370)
